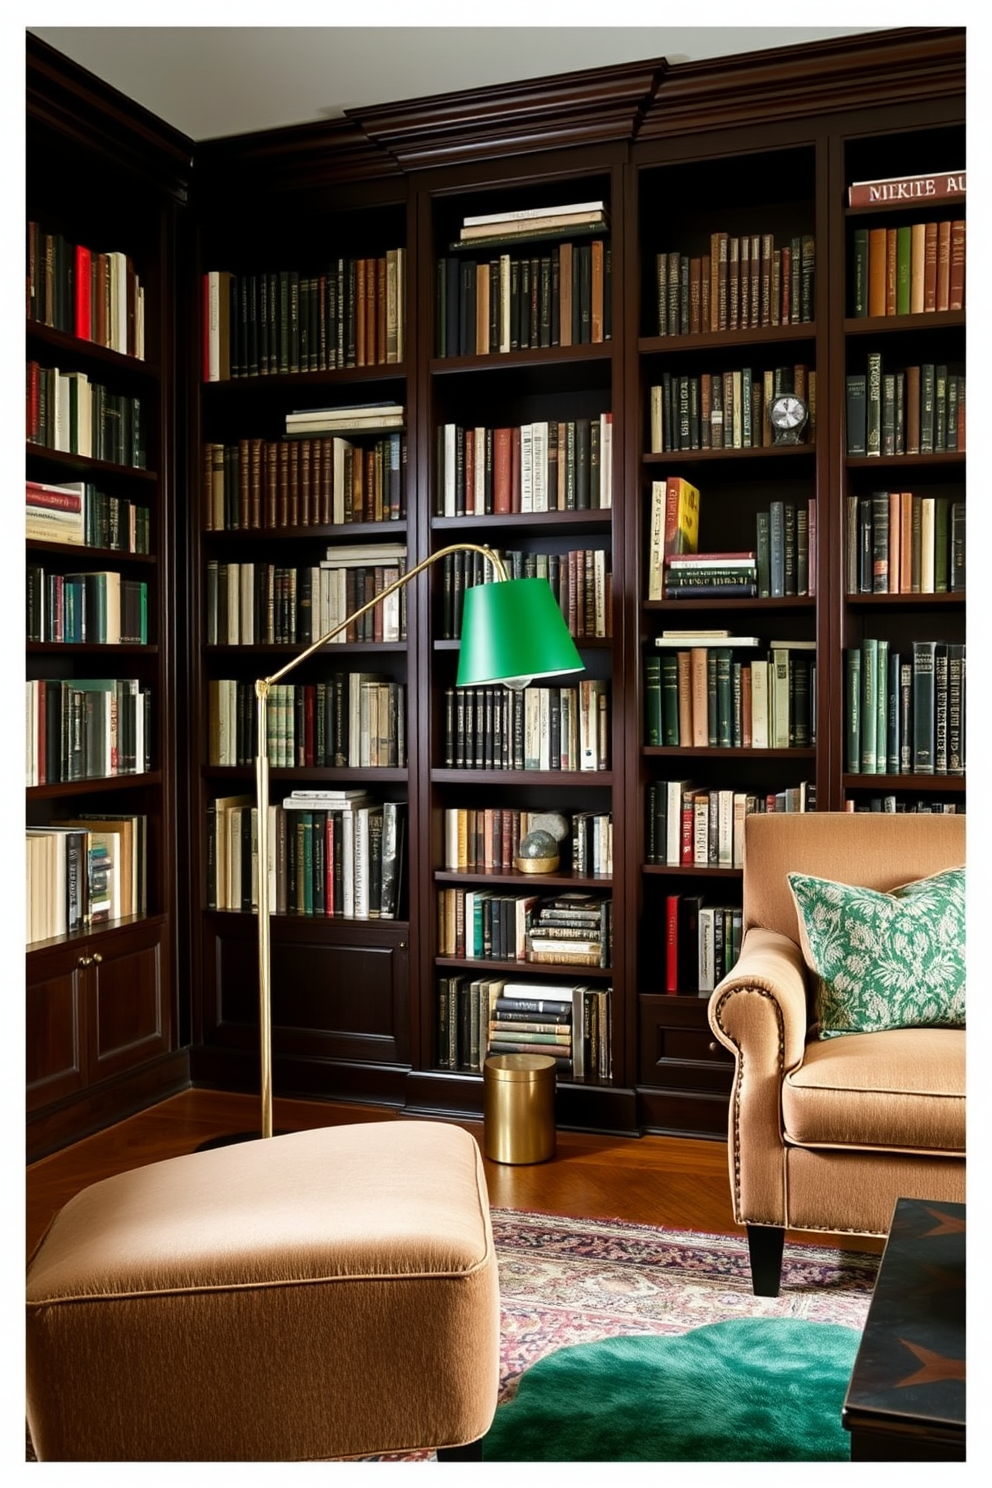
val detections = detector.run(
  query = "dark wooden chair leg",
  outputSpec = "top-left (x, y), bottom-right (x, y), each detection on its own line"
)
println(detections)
top-left (747, 1223), bottom-right (786, 1297)
top-left (437, 1439), bottom-right (484, 1461)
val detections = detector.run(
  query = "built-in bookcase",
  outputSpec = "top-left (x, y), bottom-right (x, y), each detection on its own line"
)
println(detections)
top-left (25, 45), bottom-right (189, 1159)
top-left (837, 120), bottom-right (966, 817)
top-left (29, 28), bottom-right (965, 1151)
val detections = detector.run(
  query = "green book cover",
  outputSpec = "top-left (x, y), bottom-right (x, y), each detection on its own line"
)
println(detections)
top-left (875, 637), bottom-right (889, 775)
top-left (895, 225), bottom-right (912, 315)
top-left (846, 374), bottom-right (867, 455)
top-left (660, 653), bottom-right (680, 746)
top-left (860, 638), bottom-right (877, 773)
top-left (866, 352), bottom-right (882, 456)
top-left (715, 648), bottom-right (733, 748)
top-left (644, 655), bottom-right (662, 745)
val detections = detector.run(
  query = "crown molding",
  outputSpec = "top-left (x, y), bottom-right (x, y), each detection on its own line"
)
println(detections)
top-left (26, 33), bottom-right (193, 202)
top-left (637, 28), bottom-right (965, 141)
top-left (349, 58), bottom-right (666, 171)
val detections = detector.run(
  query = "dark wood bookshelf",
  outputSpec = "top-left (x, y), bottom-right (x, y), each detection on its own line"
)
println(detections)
top-left (27, 27), bottom-right (965, 1154)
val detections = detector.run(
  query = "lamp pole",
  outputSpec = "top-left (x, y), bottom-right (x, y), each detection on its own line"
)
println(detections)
top-left (254, 544), bottom-right (514, 1140)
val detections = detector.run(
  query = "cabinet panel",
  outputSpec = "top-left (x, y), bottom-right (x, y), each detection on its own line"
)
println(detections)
top-left (92, 926), bottom-right (168, 1078)
top-left (637, 993), bottom-right (733, 1090)
top-left (205, 917), bottom-right (410, 1066)
top-left (26, 957), bottom-right (84, 1111)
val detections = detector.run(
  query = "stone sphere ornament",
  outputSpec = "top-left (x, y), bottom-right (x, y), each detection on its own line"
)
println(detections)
top-left (515, 827), bottom-right (560, 874)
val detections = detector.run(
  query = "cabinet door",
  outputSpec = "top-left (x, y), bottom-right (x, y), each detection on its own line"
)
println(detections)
top-left (203, 915), bottom-right (411, 1066)
top-left (89, 919), bottom-right (171, 1082)
top-left (26, 947), bottom-right (86, 1112)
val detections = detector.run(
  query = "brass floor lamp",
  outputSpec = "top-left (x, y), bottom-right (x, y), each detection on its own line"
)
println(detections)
top-left (232, 543), bottom-right (584, 1143)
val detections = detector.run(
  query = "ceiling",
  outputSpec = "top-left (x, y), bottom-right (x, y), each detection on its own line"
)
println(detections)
top-left (27, 24), bottom-right (889, 144)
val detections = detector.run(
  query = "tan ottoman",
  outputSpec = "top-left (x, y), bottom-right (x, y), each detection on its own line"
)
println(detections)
top-left (26, 1121), bottom-right (500, 1461)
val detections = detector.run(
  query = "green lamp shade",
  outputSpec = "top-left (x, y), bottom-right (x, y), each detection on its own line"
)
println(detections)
top-left (456, 577), bottom-right (585, 689)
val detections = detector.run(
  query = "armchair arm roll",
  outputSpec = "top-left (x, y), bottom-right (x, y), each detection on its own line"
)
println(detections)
top-left (706, 927), bottom-right (811, 1227)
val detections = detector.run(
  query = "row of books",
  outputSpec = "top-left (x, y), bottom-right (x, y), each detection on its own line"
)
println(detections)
top-left (436, 976), bottom-right (612, 1083)
top-left (645, 641), bottom-right (815, 750)
top-left (207, 792), bottom-right (405, 920)
top-left (435, 238), bottom-right (611, 358)
top-left (653, 232), bottom-right (815, 338)
top-left (435, 415), bottom-right (613, 517)
top-left (648, 364), bottom-right (814, 454)
top-left (26, 479), bottom-right (151, 553)
top-left (846, 359), bottom-right (965, 457)
top-left (26, 678), bottom-right (152, 787)
top-left (846, 492), bottom-right (965, 595)
top-left (845, 638), bottom-right (965, 776)
top-left (846, 798), bottom-right (962, 814)
top-left (205, 546), bottom-right (407, 647)
top-left (26, 223), bottom-right (145, 359)
top-left (202, 431), bottom-right (406, 531)
top-left (202, 253), bottom-right (407, 380)
top-left (443, 807), bottom-right (612, 878)
top-left (646, 781), bottom-right (814, 870)
top-left (441, 546), bottom-right (611, 642)
top-left (26, 362), bottom-right (147, 469)
top-left (850, 219), bottom-right (965, 318)
top-left (441, 680), bottom-right (610, 773)
top-left (661, 893), bottom-right (743, 996)
top-left (26, 812), bottom-right (147, 946)
top-left (647, 480), bottom-right (816, 599)
top-left (439, 889), bottom-right (612, 968)
top-left (208, 674), bottom-right (406, 770)
top-left (26, 567), bottom-right (149, 645)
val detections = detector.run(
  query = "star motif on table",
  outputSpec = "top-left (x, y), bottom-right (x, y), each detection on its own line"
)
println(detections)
top-left (894, 1339), bottom-right (966, 1388)
top-left (919, 1206), bottom-right (966, 1238)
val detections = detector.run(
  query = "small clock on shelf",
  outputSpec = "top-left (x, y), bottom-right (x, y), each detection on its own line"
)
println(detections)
top-left (768, 392), bottom-right (809, 445)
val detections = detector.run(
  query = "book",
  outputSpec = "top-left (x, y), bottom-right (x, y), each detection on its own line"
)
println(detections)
top-left (847, 170), bottom-right (966, 207)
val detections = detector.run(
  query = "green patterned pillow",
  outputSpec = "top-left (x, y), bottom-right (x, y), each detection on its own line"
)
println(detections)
top-left (787, 866), bottom-right (966, 1038)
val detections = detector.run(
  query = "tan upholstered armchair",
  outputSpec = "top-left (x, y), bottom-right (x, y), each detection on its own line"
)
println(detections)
top-left (707, 812), bottom-right (965, 1296)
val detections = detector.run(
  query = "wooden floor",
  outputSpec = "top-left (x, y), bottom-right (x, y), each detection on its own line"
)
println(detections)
top-left (26, 1088), bottom-right (884, 1261)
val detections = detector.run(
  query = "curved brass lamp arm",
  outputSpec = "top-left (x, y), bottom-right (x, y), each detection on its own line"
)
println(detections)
top-left (253, 542), bottom-right (507, 1137)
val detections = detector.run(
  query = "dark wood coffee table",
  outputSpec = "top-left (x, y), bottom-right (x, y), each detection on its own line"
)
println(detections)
top-left (842, 1196), bottom-right (965, 1461)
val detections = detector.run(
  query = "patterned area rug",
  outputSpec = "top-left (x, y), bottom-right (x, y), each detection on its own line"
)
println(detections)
top-left (26, 1208), bottom-right (879, 1461)
top-left (490, 1208), bottom-right (878, 1404)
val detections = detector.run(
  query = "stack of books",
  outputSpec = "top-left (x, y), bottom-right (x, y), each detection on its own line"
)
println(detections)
top-left (665, 552), bottom-right (758, 599)
top-left (26, 479), bottom-right (86, 546)
top-left (486, 979), bottom-right (612, 1082)
top-left (525, 891), bottom-right (612, 968)
top-left (457, 200), bottom-right (609, 246)
top-left (284, 402), bottom-right (404, 437)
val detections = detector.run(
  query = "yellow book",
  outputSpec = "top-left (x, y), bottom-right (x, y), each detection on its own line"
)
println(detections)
top-left (663, 477), bottom-right (701, 558)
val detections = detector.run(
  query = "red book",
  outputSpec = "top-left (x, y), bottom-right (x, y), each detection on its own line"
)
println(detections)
top-left (25, 480), bottom-right (82, 512)
top-left (948, 220), bottom-right (965, 310)
top-left (493, 427), bottom-right (512, 514)
top-left (666, 894), bottom-right (680, 993)
top-left (681, 794), bottom-right (695, 865)
top-left (510, 426), bottom-right (522, 513)
top-left (74, 243), bottom-right (92, 341)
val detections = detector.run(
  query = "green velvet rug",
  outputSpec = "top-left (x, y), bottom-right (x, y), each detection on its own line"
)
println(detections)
top-left (482, 1316), bottom-right (859, 1461)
